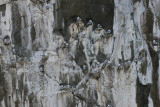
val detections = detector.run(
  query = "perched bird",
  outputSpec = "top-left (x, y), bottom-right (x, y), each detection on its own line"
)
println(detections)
top-left (59, 85), bottom-right (70, 91)
top-left (12, 49), bottom-right (16, 55)
top-left (153, 40), bottom-right (158, 45)
top-left (97, 24), bottom-right (102, 29)
top-left (45, 3), bottom-right (52, 10)
top-left (107, 104), bottom-right (112, 107)
top-left (82, 65), bottom-right (87, 70)
top-left (41, 49), bottom-right (46, 57)
top-left (152, 40), bottom-right (158, 51)
top-left (45, 4), bottom-right (50, 9)
top-left (3, 37), bottom-right (11, 45)
top-left (10, 59), bottom-right (16, 63)
top-left (65, 43), bottom-right (69, 48)
top-left (134, 58), bottom-right (138, 62)
top-left (96, 61), bottom-right (100, 68)
top-left (61, 42), bottom-right (69, 48)
top-left (81, 32), bottom-right (86, 38)
top-left (125, 60), bottom-right (131, 64)
top-left (118, 63), bottom-right (124, 69)
top-left (124, 61), bottom-right (132, 69)
top-left (105, 29), bottom-right (111, 34)
top-left (42, 53), bottom-right (46, 58)
top-left (104, 60), bottom-right (111, 65)
top-left (18, 57), bottom-right (23, 62)
top-left (77, 17), bottom-right (82, 21)
top-left (87, 20), bottom-right (93, 26)
top-left (39, 65), bottom-right (52, 79)
top-left (39, 65), bottom-right (45, 73)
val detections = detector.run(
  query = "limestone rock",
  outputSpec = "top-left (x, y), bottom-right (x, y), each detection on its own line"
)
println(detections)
top-left (0, 0), bottom-right (160, 107)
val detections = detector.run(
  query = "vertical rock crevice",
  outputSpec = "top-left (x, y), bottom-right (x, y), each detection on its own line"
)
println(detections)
top-left (136, 78), bottom-right (151, 107)
top-left (11, 3), bottom-right (22, 47)
top-left (149, 46), bottom-right (160, 106)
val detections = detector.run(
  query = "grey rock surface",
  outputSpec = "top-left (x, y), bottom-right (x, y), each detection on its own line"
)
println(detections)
top-left (0, 0), bottom-right (160, 107)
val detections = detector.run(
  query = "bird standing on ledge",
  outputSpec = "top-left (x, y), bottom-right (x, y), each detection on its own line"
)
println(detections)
top-left (87, 20), bottom-right (93, 26)
top-left (97, 24), bottom-right (102, 29)
top-left (77, 17), bottom-right (82, 22)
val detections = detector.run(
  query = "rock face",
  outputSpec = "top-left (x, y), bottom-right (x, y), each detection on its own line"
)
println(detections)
top-left (0, 0), bottom-right (160, 107)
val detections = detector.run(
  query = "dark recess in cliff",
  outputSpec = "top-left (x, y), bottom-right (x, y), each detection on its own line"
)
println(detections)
top-left (148, 45), bottom-right (160, 106)
top-left (138, 49), bottom-right (148, 75)
top-left (0, 72), bottom-right (5, 102)
top-left (66, 96), bottom-right (77, 107)
top-left (0, 4), bottom-right (6, 17)
top-left (75, 42), bottom-right (87, 70)
top-left (11, 3), bottom-right (22, 47)
top-left (142, 4), bottom-right (160, 104)
top-left (136, 78), bottom-right (151, 107)
top-left (133, 0), bottom-right (140, 4)
top-left (141, 8), bottom-right (154, 41)
top-left (31, 25), bottom-right (36, 44)
top-left (96, 51), bottom-right (107, 63)
top-left (54, 0), bottom-right (114, 41)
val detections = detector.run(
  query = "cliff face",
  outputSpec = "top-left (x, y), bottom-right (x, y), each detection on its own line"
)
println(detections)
top-left (0, 0), bottom-right (160, 107)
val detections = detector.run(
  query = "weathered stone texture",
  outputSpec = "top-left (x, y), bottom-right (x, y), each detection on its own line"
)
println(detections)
top-left (0, 0), bottom-right (160, 107)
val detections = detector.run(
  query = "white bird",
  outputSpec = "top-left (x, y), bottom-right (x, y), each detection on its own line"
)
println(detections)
top-left (153, 40), bottom-right (158, 45)
top-left (124, 61), bottom-right (132, 69)
top-left (66, 85), bottom-right (70, 87)
top-left (125, 60), bottom-right (131, 65)
top-left (45, 4), bottom-right (52, 10)
top-left (3, 38), bottom-right (11, 45)
top-left (96, 62), bottom-right (100, 67)
top-left (77, 17), bottom-right (82, 21)
top-left (118, 63), bottom-right (124, 69)
top-left (65, 43), bottom-right (69, 48)
top-left (106, 29), bottom-right (111, 34)
top-left (134, 58), bottom-right (138, 62)
top-left (87, 20), bottom-right (93, 26)
top-left (105, 60), bottom-right (111, 65)
top-left (83, 65), bottom-right (87, 70)
top-left (59, 85), bottom-right (70, 90)
top-left (81, 32), bottom-right (86, 37)
top-left (18, 57), bottom-right (23, 62)
top-left (107, 104), bottom-right (112, 107)
top-left (41, 49), bottom-right (46, 57)
top-left (39, 65), bottom-right (44, 73)
top-left (97, 24), bottom-right (102, 29)
top-left (12, 49), bottom-right (16, 55)
top-left (10, 59), bottom-right (16, 63)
